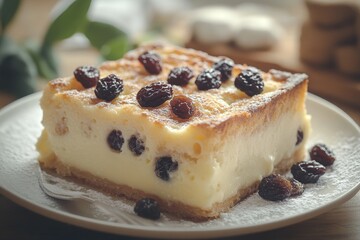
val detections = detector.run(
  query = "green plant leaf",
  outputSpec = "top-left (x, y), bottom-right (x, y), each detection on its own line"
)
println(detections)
top-left (0, 54), bottom-right (37, 97)
top-left (25, 41), bottom-right (57, 80)
top-left (0, 0), bottom-right (21, 33)
top-left (29, 51), bottom-right (57, 80)
top-left (43, 0), bottom-right (91, 45)
top-left (39, 43), bottom-right (58, 76)
top-left (0, 38), bottom-right (37, 97)
top-left (100, 36), bottom-right (131, 60)
top-left (83, 21), bottom-right (128, 50)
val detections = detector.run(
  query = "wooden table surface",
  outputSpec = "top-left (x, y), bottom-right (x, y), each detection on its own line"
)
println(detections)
top-left (1, 1), bottom-right (360, 236)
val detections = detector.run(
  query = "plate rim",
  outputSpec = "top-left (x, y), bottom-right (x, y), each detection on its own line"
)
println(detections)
top-left (0, 92), bottom-right (359, 239)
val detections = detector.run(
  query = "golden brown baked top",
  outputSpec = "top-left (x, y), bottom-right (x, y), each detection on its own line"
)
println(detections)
top-left (46, 43), bottom-right (308, 129)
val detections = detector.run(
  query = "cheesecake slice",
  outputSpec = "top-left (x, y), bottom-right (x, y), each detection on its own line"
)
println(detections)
top-left (37, 44), bottom-right (311, 221)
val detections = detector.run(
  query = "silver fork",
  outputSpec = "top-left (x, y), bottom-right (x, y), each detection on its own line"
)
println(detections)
top-left (37, 167), bottom-right (162, 226)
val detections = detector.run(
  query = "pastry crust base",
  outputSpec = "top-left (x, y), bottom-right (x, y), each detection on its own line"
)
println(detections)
top-left (39, 147), bottom-right (305, 222)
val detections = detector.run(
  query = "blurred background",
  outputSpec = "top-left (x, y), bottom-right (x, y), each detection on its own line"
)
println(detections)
top-left (0, 0), bottom-right (359, 121)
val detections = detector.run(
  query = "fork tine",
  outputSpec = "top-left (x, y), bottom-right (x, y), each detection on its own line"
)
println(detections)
top-left (38, 167), bottom-right (160, 226)
top-left (38, 168), bottom-right (73, 200)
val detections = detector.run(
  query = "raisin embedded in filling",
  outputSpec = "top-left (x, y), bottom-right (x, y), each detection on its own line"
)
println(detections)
top-left (128, 135), bottom-right (145, 156)
top-left (155, 156), bottom-right (178, 181)
top-left (107, 129), bottom-right (124, 152)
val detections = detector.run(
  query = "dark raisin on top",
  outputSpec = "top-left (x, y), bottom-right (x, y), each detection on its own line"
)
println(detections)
top-left (128, 135), bottom-right (145, 156)
top-left (134, 198), bottom-right (161, 220)
top-left (138, 51), bottom-right (162, 75)
top-left (73, 66), bottom-right (100, 88)
top-left (234, 68), bottom-right (264, 96)
top-left (195, 68), bottom-right (222, 90)
top-left (155, 156), bottom-right (178, 181)
top-left (170, 95), bottom-right (195, 119)
top-left (136, 82), bottom-right (173, 107)
top-left (258, 174), bottom-right (292, 201)
top-left (107, 129), bottom-right (124, 152)
top-left (291, 160), bottom-right (326, 184)
top-left (94, 74), bottom-right (123, 102)
top-left (213, 58), bottom-right (234, 82)
top-left (309, 144), bottom-right (336, 166)
top-left (167, 66), bottom-right (194, 86)
top-left (296, 129), bottom-right (304, 145)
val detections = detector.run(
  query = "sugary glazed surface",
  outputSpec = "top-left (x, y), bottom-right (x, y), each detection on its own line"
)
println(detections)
top-left (47, 43), bottom-right (308, 130)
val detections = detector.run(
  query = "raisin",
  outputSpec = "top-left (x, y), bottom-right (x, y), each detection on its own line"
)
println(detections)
top-left (195, 69), bottom-right (222, 90)
top-left (136, 82), bottom-right (173, 107)
top-left (291, 160), bottom-right (326, 184)
top-left (289, 178), bottom-right (304, 196)
top-left (258, 174), bottom-right (292, 201)
top-left (107, 130), bottom-right (124, 152)
top-left (167, 66), bottom-right (194, 86)
top-left (309, 144), bottom-right (336, 166)
top-left (128, 135), bottom-right (145, 156)
top-left (155, 156), bottom-right (178, 181)
top-left (73, 66), bottom-right (100, 88)
top-left (94, 74), bottom-right (123, 102)
top-left (234, 69), bottom-right (264, 96)
top-left (213, 58), bottom-right (234, 82)
top-left (134, 198), bottom-right (161, 220)
top-left (170, 95), bottom-right (195, 119)
top-left (296, 129), bottom-right (304, 145)
top-left (138, 51), bottom-right (162, 75)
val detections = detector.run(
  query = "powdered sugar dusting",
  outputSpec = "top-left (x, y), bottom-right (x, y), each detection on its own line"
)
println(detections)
top-left (209, 137), bottom-right (360, 227)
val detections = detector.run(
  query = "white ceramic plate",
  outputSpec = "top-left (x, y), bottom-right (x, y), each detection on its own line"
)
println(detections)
top-left (0, 92), bottom-right (359, 239)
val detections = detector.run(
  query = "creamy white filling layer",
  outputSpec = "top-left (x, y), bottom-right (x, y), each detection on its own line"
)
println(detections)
top-left (39, 99), bottom-right (310, 210)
